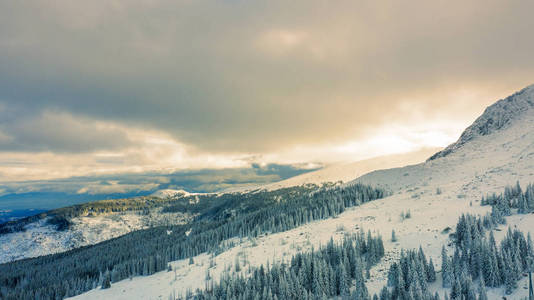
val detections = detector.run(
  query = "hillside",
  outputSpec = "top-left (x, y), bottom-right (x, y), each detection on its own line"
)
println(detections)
top-left (0, 149), bottom-right (436, 263)
top-left (0, 196), bottom-right (193, 263)
top-left (354, 84), bottom-right (534, 194)
top-left (63, 84), bottom-right (534, 300)
top-left (1, 84), bottom-right (534, 300)
top-left (429, 84), bottom-right (534, 160)
top-left (257, 147), bottom-right (440, 191)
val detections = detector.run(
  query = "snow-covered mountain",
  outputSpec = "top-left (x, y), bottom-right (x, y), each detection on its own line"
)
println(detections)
top-left (0, 208), bottom-right (191, 264)
top-left (256, 147), bottom-right (440, 191)
top-left (2, 84), bottom-right (534, 299)
top-left (0, 188), bottom-right (210, 264)
top-left (0, 150), bottom-right (437, 264)
top-left (429, 84), bottom-right (534, 160)
top-left (151, 189), bottom-right (192, 198)
top-left (355, 83), bottom-right (534, 193)
top-left (0, 148), bottom-right (436, 264)
top-left (68, 84), bottom-right (534, 300)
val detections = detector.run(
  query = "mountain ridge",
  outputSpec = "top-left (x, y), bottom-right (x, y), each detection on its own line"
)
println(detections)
top-left (428, 83), bottom-right (534, 160)
top-left (68, 83), bottom-right (534, 300)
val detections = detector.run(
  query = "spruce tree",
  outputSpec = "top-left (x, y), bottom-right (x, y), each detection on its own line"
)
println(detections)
top-left (338, 264), bottom-right (350, 297)
top-left (427, 258), bottom-right (436, 282)
top-left (101, 271), bottom-right (111, 289)
top-left (465, 277), bottom-right (477, 300)
top-left (441, 246), bottom-right (452, 288)
top-left (379, 286), bottom-right (390, 300)
top-left (478, 275), bottom-right (488, 300)
top-left (450, 277), bottom-right (461, 300)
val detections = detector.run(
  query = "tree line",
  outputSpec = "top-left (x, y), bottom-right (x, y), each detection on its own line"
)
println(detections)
top-left (178, 231), bottom-right (385, 300)
top-left (383, 182), bottom-right (534, 300)
top-left (0, 183), bottom-right (386, 299)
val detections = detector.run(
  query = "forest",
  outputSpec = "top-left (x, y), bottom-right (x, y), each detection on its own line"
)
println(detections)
top-left (171, 183), bottom-right (534, 300)
top-left (0, 183), bottom-right (385, 299)
top-left (183, 231), bottom-right (385, 300)
top-left (384, 182), bottom-right (534, 300)
top-left (2, 182), bottom-right (533, 299)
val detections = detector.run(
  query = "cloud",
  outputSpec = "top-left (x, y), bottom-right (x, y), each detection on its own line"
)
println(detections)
top-left (0, 0), bottom-right (533, 155)
top-left (76, 181), bottom-right (160, 195)
top-left (0, 163), bottom-right (319, 203)
top-left (0, 111), bottom-right (133, 152)
top-left (0, 0), bottom-right (533, 187)
top-left (255, 29), bottom-right (310, 56)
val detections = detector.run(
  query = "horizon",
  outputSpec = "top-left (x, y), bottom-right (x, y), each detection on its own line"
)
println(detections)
top-left (3, 3), bottom-right (534, 299)
top-left (1, 1), bottom-right (534, 204)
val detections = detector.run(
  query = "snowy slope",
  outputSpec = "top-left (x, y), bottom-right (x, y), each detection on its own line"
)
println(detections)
top-left (354, 84), bottom-right (534, 194)
top-left (151, 189), bottom-right (192, 198)
top-left (227, 148), bottom-right (440, 193)
top-left (0, 187), bottom-right (207, 264)
top-left (429, 84), bottom-right (534, 160)
top-left (0, 148), bottom-right (436, 265)
top-left (69, 84), bottom-right (534, 300)
top-left (0, 209), bottom-right (191, 264)
top-left (264, 148), bottom-right (440, 190)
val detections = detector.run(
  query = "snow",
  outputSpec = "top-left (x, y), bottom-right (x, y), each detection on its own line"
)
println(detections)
top-left (0, 187), bottom-right (203, 264)
top-left (0, 148), bottom-right (434, 264)
top-left (0, 209), bottom-right (191, 264)
top-left (69, 85), bottom-right (534, 300)
top-left (68, 191), bottom-right (490, 300)
top-left (430, 83), bottom-right (534, 160)
top-left (151, 189), bottom-right (193, 199)
top-left (228, 147), bottom-right (439, 193)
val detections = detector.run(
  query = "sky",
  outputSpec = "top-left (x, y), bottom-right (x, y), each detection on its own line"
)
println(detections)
top-left (1, 0), bottom-right (534, 186)
top-left (0, 163), bottom-right (321, 213)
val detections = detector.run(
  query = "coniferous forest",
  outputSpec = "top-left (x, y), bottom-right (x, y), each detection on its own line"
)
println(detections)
top-left (0, 183), bottom-right (385, 300)
top-left (173, 183), bottom-right (534, 300)
top-left (184, 231), bottom-right (384, 300)
top-left (385, 182), bottom-right (534, 300)
top-left (1, 182), bottom-right (534, 299)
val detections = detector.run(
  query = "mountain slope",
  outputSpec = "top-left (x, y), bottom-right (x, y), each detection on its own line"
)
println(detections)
top-left (429, 84), bottom-right (534, 160)
top-left (354, 84), bottom-right (534, 194)
top-left (69, 84), bottom-right (534, 300)
top-left (228, 147), bottom-right (439, 192)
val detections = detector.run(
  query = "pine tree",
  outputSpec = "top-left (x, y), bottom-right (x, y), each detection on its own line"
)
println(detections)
top-left (478, 275), bottom-right (488, 300)
top-left (527, 233), bottom-right (534, 258)
top-left (450, 277), bottom-right (461, 300)
top-left (338, 264), bottom-right (350, 297)
top-left (465, 277), bottom-right (477, 300)
top-left (441, 246), bottom-right (452, 288)
top-left (101, 271), bottom-right (111, 289)
top-left (387, 263), bottom-right (399, 287)
top-left (427, 258), bottom-right (436, 282)
top-left (527, 184), bottom-right (534, 210)
top-left (518, 194), bottom-right (528, 213)
top-left (379, 286), bottom-right (390, 300)
top-left (235, 256), bottom-right (241, 272)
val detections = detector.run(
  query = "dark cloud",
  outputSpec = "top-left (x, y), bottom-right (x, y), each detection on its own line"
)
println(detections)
top-left (251, 163), bottom-right (315, 179)
top-left (0, 164), bottom-right (319, 210)
top-left (0, 110), bottom-right (132, 152)
top-left (0, 1), bottom-right (534, 153)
